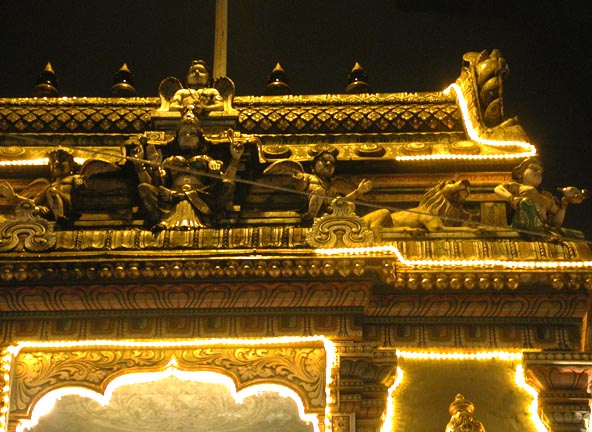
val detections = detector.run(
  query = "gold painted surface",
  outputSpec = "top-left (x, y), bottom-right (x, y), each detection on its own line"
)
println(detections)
top-left (29, 377), bottom-right (315, 432)
top-left (9, 342), bottom-right (327, 423)
top-left (393, 359), bottom-right (536, 432)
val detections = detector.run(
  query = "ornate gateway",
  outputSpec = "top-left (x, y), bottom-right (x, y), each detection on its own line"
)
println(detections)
top-left (0, 50), bottom-right (591, 432)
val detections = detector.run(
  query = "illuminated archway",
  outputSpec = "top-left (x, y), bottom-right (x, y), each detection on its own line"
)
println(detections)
top-left (19, 364), bottom-right (319, 432)
top-left (4, 337), bottom-right (335, 432)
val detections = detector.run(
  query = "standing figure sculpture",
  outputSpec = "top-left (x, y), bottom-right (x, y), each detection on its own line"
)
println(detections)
top-left (494, 156), bottom-right (589, 233)
top-left (131, 111), bottom-right (243, 231)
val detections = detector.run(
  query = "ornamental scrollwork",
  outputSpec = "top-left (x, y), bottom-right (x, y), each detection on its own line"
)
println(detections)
top-left (9, 344), bottom-right (327, 421)
top-left (306, 199), bottom-right (374, 248)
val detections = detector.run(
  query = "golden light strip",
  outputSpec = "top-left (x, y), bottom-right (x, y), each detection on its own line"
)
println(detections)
top-left (515, 364), bottom-right (549, 432)
top-left (0, 351), bottom-right (11, 432)
top-left (397, 350), bottom-right (523, 361)
top-left (0, 157), bottom-right (86, 167)
top-left (380, 367), bottom-right (403, 432)
top-left (315, 245), bottom-right (592, 270)
top-left (395, 83), bottom-right (536, 162)
top-left (4, 336), bottom-right (336, 432)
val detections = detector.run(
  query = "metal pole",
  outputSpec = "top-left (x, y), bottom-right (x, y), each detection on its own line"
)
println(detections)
top-left (213, 0), bottom-right (228, 78)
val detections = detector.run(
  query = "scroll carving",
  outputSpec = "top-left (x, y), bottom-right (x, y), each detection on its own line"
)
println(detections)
top-left (10, 344), bottom-right (327, 422)
top-left (0, 182), bottom-right (56, 252)
top-left (306, 199), bottom-right (374, 248)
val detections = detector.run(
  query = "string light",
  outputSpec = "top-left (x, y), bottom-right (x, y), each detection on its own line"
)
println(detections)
top-left (515, 364), bottom-right (549, 432)
top-left (397, 350), bottom-right (523, 361)
top-left (315, 245), bottom-right (592, 270)
top-left (0, 157), bottom-right (86, 167)
top-left (381, 367), bottom-right (403, 432)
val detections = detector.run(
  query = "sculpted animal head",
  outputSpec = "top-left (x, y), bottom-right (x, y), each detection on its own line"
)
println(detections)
top-left (419, 179), bottom-right (471, 224)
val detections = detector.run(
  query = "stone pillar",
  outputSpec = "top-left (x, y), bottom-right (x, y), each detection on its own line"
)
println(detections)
top-left (334, 342), bottom-right (398, 432)
top-left (523, 352), bottom-right (592, 432)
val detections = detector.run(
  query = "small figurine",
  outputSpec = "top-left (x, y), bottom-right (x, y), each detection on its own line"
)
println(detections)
top-left (364, 179), bottom-right (474, 232)
top-left (131, 111), bottom-right (243, 231)
top-left (494, 156), bottom-right (589, 233)
top-left (263, 147), bottom-right (372, 224)
top-left (6, 149), bottom-right (118, 226)
top-left (158, 60), bottom-right (223, 117)
top-left (445, 394), bottom-right (486, 432)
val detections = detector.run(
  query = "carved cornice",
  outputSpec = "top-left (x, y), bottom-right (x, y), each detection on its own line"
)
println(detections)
top-left (0, 99), bottom-right (155, 134)
top-left (0, 281), bottom-right (371, 313)
top-left (0, 92), bottom-right (462, 136)
top-left (367, 293), bottom-right (589, 319)
top-left (523, 352), bottom-right (592, 432)
top-left (0, 313), bottom-right (363, 343)
top-left (334, 342), bottom-right (398, 429)
top-left (366, 322), bottom-right (582, 351)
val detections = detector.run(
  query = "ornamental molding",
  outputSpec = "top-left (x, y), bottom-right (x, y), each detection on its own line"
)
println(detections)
top-left (0, 314), bottom-right (362, 344)
top-left (0, 92), bottom-right (462, 136)
top-left (0, 281), bottom-right (372, 313)
top-left (367, 293), bottom-right (589, 319)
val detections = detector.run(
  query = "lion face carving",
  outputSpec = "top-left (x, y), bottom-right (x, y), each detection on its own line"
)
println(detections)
top-left (364, 179), bottom-right (472, 232)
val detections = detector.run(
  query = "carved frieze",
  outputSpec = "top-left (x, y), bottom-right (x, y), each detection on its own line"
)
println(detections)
top-left (0, 281), bottom-right (372, 313)
top-left (0, 313), bottom-right (363, 343)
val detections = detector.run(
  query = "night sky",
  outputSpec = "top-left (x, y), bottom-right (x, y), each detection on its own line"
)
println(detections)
top-left (1, 0), bottom-right (591, 236)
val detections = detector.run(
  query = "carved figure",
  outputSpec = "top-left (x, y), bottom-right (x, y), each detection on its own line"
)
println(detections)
top-left (131, 111), bottom-right (243, 231)
top-left (158, 60), bottom-right (223, 116)
top-left (4, 150), bottom-right (118, 226)
top-left (364, 179), bottom-right (473, 232)
top-left (263, 148), bottom-right (372, 224)
top-left (445, 394), bottom-right (486, 432)
top-left (494, 156), bottom-right (589, 233)
top-left (463, 49), bottom-right (509, 128)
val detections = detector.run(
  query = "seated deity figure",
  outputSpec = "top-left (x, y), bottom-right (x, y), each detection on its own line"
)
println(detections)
top-left (131, 111), bottom-right (243, 231)
top-left (33, 149), bottom-right (86, 225)
top-left (168, 60), bottom-right (223, 116)
top-left (494, 156), bottom-right (588, 233)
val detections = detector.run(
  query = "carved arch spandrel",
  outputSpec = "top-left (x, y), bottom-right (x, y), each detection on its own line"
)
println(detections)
top-left (9, 342), bottom-right (328, 425)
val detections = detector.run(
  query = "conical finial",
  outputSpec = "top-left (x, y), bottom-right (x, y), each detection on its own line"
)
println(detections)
top-left (111, 63), bottom-right (137, 97)
top-left (345, 61), bottom-right (370, 94)
top-left (32, 62), bottom-right (59, 97)
top-left (445, 394), bottom-right (486, 432)
top-left (265, 62), bottom-right (290, 95)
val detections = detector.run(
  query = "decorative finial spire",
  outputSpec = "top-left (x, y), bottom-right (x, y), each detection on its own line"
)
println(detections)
top-left (345, 61), bottom-right (370, 94)
top-left (111, 63), bottom-right (137, 97)
top-left (265, 62), bottom-right (291, 95)
top-left (445, 394), bottom-right (486, 432)
top-left (32, 62), bottom-right (59, 97)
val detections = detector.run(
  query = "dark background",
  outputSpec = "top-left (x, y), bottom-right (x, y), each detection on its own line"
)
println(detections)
top-left (1, 0), bottom-right (591, 237)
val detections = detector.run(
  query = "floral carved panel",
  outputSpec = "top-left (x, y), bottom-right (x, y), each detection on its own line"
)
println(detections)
top-left (9, 341), bottom-right (328, 427)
